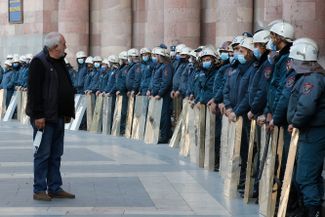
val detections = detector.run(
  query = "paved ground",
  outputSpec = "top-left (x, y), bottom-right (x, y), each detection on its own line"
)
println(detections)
top-left (0, 121), bottom-right (258, 217)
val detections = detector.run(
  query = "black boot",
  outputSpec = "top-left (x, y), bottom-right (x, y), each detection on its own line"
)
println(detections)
top-left (305, 206), bottom-right (321, 217)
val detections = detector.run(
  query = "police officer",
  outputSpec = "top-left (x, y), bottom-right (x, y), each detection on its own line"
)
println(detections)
top-left (116, 51), bottom-right (130, 135)
top-left (96, 58), bottom-right (110, 95)
top-left (0, 60), bottom-right (15, 107)
top-left (287, 38), bottom-right (325, 217)
top-left (84, 56), bottom-right (101, 94)
top-left (185, 50), bottom-right (200, 100)
top-left (172, 43), bottom-right (186, 71)
top-left (126, 48), bottom-right (142, 96)
top-left (148, 47), bottom-right (173, 143)
top-left (139, 48), bottom-right (154, 96)
top-left (223, 37), bottom-right (258, 192)
top-left (0, 62), bottom-right (4, 84)
top-left (65, 58), bottom-right (77, 91)
top-left (75, 51), bottom-right (88, 94)
top-left (178, 47), bottom-right (192, 98)
top-left (16, 56), bottom-right (29, 90)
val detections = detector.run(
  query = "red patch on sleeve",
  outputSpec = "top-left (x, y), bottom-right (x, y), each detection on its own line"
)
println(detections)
top-left (285, 76), bottom-right (295, 88)
top-left (264, 67), bottom-right (272, 79)
top-left (303, 82), bottom-right (314, 95)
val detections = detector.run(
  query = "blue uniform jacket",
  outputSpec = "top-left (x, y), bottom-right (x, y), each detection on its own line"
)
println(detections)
top-left (75, 63), bottom-right (87, 92)
top-left (0, 70), bottom-right (15, 90)
top-left (213, 62), bottom-right (232, 104)
top-left (248, 51), bottom-right (273, 116)
top-left (140, 61), bottom-right (154, 95)
top-left (223, 60), bottom-right (257, 116)
top-left (97, 69), bottom-right (110, 92)
top-left (172, 61), bottom-right (187, 92)
top-left (116, 64), bottom-right (129, 94)
top-left (197, 65), bottom-right (219, 104)
top-left (151, 62), bottom-right (173, 97)
top-left (287, 70), bottom-right (325, 129)
top-left (179, 63), bottom-right (191, 97)
top-left (105, 68), bottom-right (118, 94)
top-left (126, 62), bottom-right (142, 93)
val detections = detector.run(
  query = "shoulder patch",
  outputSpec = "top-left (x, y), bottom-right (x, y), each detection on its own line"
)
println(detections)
top-left (303, 82), bottom-right (314, 95)
top-left (285, 76), bottom-right (295, 88)
top-left (264, 67), bottom-right (272, 79)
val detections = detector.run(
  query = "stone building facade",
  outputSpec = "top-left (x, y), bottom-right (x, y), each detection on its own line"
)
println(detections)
top-left (0, 0), bottom-right (324, 66)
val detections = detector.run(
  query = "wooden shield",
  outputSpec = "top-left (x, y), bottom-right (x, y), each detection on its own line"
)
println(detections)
top-left (0, 89), bottom-right (7, 119)
top-left (220, 114), bottom-right (230, 178)
top-left (86, 94), bottom-right (95, 131)
top-left (90, 95), bottom-right (104, 133)
top-left (3, 91), bottom-right (18, 122)
top-left (204, 106), bottom-right (216, 171)
top-left (194, 104), bottom-right (206, 168)
top-left (188, 105), bottom-right (197, 164)
top-left (179, 99), bottom-right (189, 156)
top-left (111, 95), bottom-right (123, 136)
top-left (16, 91), bottom-right (22, 121)
top-left (102, 96), bottom-right (113, 135)
top-left (223, 116), bottom-right (243, 198)
top-left (125, 96), bottom-right (135, 138)
top-left (20, 91), bottom-right (29, 124)
top-left (277, 129), bottom-right (299, 217)
top-left (169, 100), bottom-right (186, 148)
top-left (65, 94), bottom-right (82, 130)
top-left (70, 95), bottom-right (87, 131)
top-left (144, 98), bottom-right (163, 144)
top-left (244, 119), bottom-right (257, 203)
top-left (259, 124), bottom-right (268, 216)
top-left (131, 96), bottom-right (149, 140)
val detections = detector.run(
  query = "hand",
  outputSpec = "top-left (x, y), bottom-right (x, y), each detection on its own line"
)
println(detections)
top-left (257, 115), bottom-right (266, 126)
top-left (267, 119), bottom-right (274, 132)
top-left (116, 91), bottom-right (120, 96)
top-left (228, 112), bottom-right (237, 122)
top-left (35, 118), bottom-right (45, 129)
top-left (175, 91), bottom-right (180, 97)
top-left (146, 90), bottom-right (151, 96)
top-left (136, 92), bottom-right (141, 96)
top-left (189, 94), bottom-right (194, 101)
top-left (170, 91), bottom-right (175, 98)
top-left (207, 99), bottom-right (214, 106)
top-left (131, 91), bottom-right (135, 97)
top-left (218, 103), bottom-right (225, 115)
top-left (155, 95), bottom-right (161, 100)
top-left (266, 113), bottom-right (273, 124)
top-left (247, 111), bottom-right (254, 120)
top-left (225, 108), bottom-right (232, 117)
top-left (127, 91), bottom-right (131, 97)
top-left (195, 102), bottom-right (201, 110)
top-left (96, 91), bottom-right (100, 96)
top-left (288, 124), bottom-right (294, 133)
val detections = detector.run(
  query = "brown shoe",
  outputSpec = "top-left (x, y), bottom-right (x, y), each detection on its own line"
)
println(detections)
top-left (48, 190), bottom-right (75, 199)
top-left (33, 192), bottom-right (52, 201)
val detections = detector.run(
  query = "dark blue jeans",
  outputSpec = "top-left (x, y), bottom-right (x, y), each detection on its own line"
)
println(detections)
top-left (32, 118), bottom-right (64, 193)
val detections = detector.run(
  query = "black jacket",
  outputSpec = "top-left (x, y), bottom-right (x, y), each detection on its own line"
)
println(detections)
top-left (26, 47), bottom-right (75, 122)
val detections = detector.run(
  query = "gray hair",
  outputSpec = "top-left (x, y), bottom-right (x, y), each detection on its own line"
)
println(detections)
top-left (43, 32), bottom-right (62, 49)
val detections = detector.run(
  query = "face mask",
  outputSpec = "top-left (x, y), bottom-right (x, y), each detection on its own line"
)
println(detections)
top-left (94, 62), bottom-right (101, 68)
top-left (220, 52), bottom-right (229, 61)
top-left (128, 57), bottom-right (133, 64)
top-left (269, 40), bottom-right (277, 51)
top-left (237, 54), bottom-right (247, 64)
top-left (151, 56), bottom-right (158, 63)
top-left (253, 48), bottom-right (262, 59)
top-left (142, 56), bottom-right (149, 62)
top-left (202, 60), bottom-right (212, 69)
top-left (77, 58), bottom-right (84, 64)
top-left (101, 65), bottom-right (107, 71)
top-left (13, 63), bottom-right (19, 68)
top-left (175, 54), bottom-right (181, 61)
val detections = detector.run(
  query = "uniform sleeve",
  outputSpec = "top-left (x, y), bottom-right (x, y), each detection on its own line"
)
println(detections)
top-left (158, 65), bottom-right (173, 97)
top-left (291, 76), bottom-right (323, 128)
top-left (133, 64), bottom-right (142, 93)
top-left (223, 74), bottom-right (232, 109)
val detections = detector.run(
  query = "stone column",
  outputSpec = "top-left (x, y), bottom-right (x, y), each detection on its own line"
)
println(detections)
top-left (132, 0), bottom-right (146, 49)
top-left (144, 0), bottom-right (164, 48)
top-left (201, 0), bottom-right (253, 48)
top-left (253, 0), bottom-right (282, 31)
top-left (58, 0), bottom-right (89, 66)
top-left (99, 0), bottom-right (132, 57)
top-left (282, 0), bottom-right (325, 67)
top-left (163, 0), bottom-right (200, 48)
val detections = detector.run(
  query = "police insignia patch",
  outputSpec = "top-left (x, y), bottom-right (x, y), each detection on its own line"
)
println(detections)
top-left (303, 82), bottom-right (313, 95)
top-left (286, 76), bottom-right (295, 88)
top-left (264, 67), bottom-right (272, 79)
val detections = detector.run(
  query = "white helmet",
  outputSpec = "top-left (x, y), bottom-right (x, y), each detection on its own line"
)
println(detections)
top-left (4, 60), bottom-right (12, 66)
top-left (76, 51), bottom-right (87, 59)
top-left (140, 47), bottom-right (151, 55)
top-left (119, 51), bottom-right (128, 60)
top-left (240, 37), bottom-right (254, 51)
top-left (19, 55), bottom-right (27, 63)
top-left (127, 48), bottom-right (140, 57)
top-left (231, 35), bottom-right (246, 46)
top-left (175, 44), bottom-right (186, 53)
top-left (200, 48), bottom-right (217, 58)
top-left (25, 53), bottom-right (33, 60)
top-left (85, 56), bottom-right (93, 64)
top-left (180, 47), bottom-right (192, 56)
top-left (189, 50), bottom-right (197, 58)
top-left (93, 56), bottom-right (102, 62)
top-left (270, 21), bottom-right (294, 42)
top-left (12, 57), bottom-right (20, 63)
top-left (108, 55), bottom-right (119, 64)
top-left (253, 30), bottom-right (271, 43)
top-left (152, 47), bottom-right (168, 57)
top-left (102, 58), bottom-right (109, 65)
top-left (289, 38), bottom-right (318, 61)
top-left (6, 54), bottom-right (13, 60)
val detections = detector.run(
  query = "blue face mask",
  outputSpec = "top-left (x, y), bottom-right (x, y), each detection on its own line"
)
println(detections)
top-left (237, 54), bottom-right (247, 64)
top-left (220, 52), bottom-right (229, 61)
top-left (94, 62), bottom-right (101, 68)
top-left (269, 41), bottom-right (277, 51)
top-left (175, 54), bottom-right (181, 61)
top-left (151, 57), bottom-right (158, 63)
top-left (229, 56), bottom-right (235, 64)
top-left (202, 60), bottom-right (212, 69)
top-left (77, 58), bottom-right (84, 65)
top-left (101, 65), bottom-right (107, 71)
top-left (253, 48), bottom-right (262, 59)
top-left (13, 63), bottom-right (19, 68)
top-left (142, 56), bottom-right (149, 62)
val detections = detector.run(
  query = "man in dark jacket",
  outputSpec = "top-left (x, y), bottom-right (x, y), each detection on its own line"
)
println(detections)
top-left (26, 32), bottom-right (75, 201)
